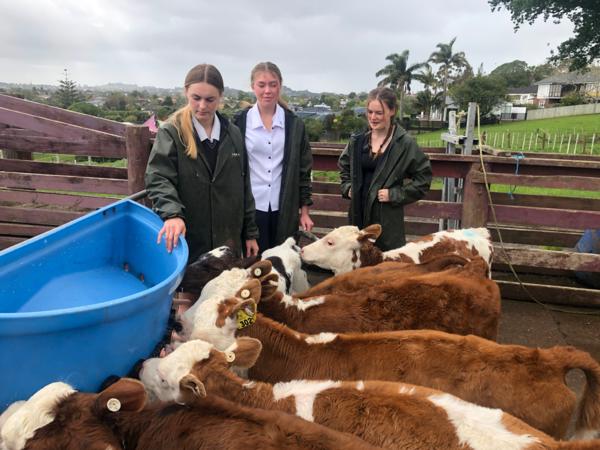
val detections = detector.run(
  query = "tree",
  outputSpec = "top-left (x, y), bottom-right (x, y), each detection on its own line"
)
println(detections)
top-left (488, 1), bottom-right (600, 70)
top-left (450, 75), bottom-right (507, 117)
top-left (490, 60), bottom-right (532, 87)
top-left (428, 37), bottom-right (470, 108)
top-left (375, 50), bottom-right (426, 119)
top-left (56, 69), bottom-right (82, 109)
top-left (304, 117), bottom-right (324, 142)
top-left (414, 90), bottom-right (444, 119)
top-left (68, 102), bottom-right (100, 116)
top-left (415, 64), bottom-right (439, 93)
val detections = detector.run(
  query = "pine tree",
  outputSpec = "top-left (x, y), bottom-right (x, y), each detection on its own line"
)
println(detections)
top-left (56, 69), bottom-right (82, 109)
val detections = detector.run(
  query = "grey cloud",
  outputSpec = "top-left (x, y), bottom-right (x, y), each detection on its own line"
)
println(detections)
top-left (0, 0), bottom-right (575, 93)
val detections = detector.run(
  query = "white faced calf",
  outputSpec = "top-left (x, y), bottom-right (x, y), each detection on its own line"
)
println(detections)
top-left (300, 224), bottom-right (493, 275)
top-left (1, 379), bottom-right (376, 450)
top-left (141, 337), bottom-right (600, 450)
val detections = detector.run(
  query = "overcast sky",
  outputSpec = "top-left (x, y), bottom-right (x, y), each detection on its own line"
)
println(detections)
top-left (0, 0), bottom-right (575, 94)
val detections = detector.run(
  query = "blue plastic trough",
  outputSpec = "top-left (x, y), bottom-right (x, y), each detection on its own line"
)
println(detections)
top-left (0, 199), bottom-right (188, 409)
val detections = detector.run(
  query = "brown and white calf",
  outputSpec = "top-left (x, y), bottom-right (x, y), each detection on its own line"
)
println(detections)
top-left (140, 337), bottom-right (600, 450)
top-left (296, 253), bottom-right (472, 298)
top-left (238, 314), bottom-right (600, 440)
top-left (258, 261), bottom-right (501, 339)
top-left (0, 378), bottom-right (378, 450)
top-left (300, 224), bottom-right (493, 276)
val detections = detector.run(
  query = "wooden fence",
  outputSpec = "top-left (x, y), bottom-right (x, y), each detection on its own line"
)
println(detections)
top-left (0, 94), bottom-right (151, 249)
top-left (1, 94), bottom-right (600, 306)
top-left (311, 143), bottom-right (600, 307)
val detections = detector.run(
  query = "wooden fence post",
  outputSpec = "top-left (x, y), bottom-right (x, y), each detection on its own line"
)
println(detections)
top-left (126, 125), bottom-right (151, 198)
top-left (461, 162), bottom-right (489, 228)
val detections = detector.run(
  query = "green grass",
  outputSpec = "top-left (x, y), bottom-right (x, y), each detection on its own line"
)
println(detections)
top-left (314, 175), bottom-right (600, 199)
top-left (33, 153), bottom-right (127, 168)
top-left (414, 114), bottom-right (600, 153)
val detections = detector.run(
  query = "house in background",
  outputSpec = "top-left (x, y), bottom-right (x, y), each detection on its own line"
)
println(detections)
top-left (506, 85), bottom-right (537, 105)
top-left (535, 70), bottom-right (600, 107)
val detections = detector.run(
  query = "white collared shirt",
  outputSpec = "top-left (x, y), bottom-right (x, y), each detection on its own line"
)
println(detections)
top-left (192, 114), bottom-right (221, 143)
top-left (245, 103), bottom-right (285, 212)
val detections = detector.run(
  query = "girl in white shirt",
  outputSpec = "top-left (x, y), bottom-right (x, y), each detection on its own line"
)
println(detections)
top-left (234, 62), bottom-right (314, 253)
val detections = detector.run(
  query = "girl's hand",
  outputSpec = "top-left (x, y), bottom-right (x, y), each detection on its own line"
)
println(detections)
top-left (377, 189), bottom-right (390, 203)
top-left (157, 217), bottom-right (186, 253)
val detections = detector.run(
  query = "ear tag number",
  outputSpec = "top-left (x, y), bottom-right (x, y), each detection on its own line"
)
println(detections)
top-left (236, 303), bottom-right (257, 329)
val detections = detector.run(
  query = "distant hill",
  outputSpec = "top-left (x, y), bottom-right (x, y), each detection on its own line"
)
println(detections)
top-left (0, 81), bottom-right (324, 98)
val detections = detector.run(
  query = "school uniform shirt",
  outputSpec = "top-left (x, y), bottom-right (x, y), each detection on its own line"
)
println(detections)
top-left (245, 103), bottom-right (286, 212)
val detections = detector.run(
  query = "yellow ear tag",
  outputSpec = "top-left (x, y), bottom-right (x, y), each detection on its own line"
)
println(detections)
top-left (253, 268), bottom-right (262, 277)
top-left (225, 351), bottom-right (236, 362)
top-left (237, 303), bottom-right (257, 329)
top-left (240, 289), bottom-right (251, 299)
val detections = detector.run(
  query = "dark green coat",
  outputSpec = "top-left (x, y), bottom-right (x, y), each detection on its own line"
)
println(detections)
top-left (145, 113), bottom-right (259, 262)
top-left (234, 108), bottom-right (313, 245)
top-left (339, 125), bottom-right (432, 250)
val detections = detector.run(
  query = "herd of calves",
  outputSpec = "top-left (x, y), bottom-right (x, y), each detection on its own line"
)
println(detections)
top-left (2, 224), bottom-right (600, 450)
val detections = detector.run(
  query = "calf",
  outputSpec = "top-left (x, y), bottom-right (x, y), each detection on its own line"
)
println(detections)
top-left (1, 378), bottom-right (377, 450)
top-left (297, 253), bottom-right (471, 298)
top-left (300, 224), bottom-right (493, 275)
top-left (261, 237), bottom-right (310, 294)
top-left (141, 337), bottom-right (600, 450)
top-left (239, 314), bottom-right (600, 439)
top-left (258, 261), bottom-right (501, 339)
top-left (180, 245), bottom-right (256, 299)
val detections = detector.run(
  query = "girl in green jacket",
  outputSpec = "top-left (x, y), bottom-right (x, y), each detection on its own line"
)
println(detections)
top-left (339, 87), bottom-right (432, 250)
top-left (145, 64), bottom-right (259, 262)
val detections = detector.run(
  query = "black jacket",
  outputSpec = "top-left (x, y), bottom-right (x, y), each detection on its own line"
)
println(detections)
top-left (339, 125), bottom-right (432, 250)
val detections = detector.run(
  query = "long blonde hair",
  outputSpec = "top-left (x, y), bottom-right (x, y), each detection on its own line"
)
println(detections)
top-left (169, 64), bottom-right (224, 159)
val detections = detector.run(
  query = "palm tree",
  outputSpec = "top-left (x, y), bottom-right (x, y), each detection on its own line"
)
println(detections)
top-left (375, 50), bottom-right (426, 120)
top-left (414, 90), bottom-right (445, 119)
top-left (415, 64), bottom-right (439, 93)
top-left (428, 37), bottom-right (469, 110)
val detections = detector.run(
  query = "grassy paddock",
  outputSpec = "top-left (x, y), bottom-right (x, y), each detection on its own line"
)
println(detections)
top-left (314, 173), bottom-right (600, 199)
top-left (414, 114), bottom-right (600, 153)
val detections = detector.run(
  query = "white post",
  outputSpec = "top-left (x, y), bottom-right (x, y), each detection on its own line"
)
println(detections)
top-left (574, 133), bottom-right (580, 154)
top-left (567, 135), bottom-right (572, 154)
top-left (528, 132), bottom-right (533, 151)
top-left (552, 133), bottom-right (557, 151)
top-left (522, 133), bottom-right (527, 151)
top-left (500, 132), bottom-right (505, 148)
top-left (591, 134), bottom-right (596, 155)
top-left (559, 134), bottom-right (564, 152)
top-left (493, 133), bottom-right (497, 147)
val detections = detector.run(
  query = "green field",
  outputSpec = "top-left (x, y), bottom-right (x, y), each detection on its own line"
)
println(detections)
top-left (414, 114), bottom-right (600, 154)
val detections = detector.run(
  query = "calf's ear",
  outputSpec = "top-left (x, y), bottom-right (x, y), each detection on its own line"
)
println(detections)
top-left (236, 278), bottom-right (261, 303)
top-left (359, 224), bottom-right (382, 241)
top-left (180, 374), bottom-right (207, 400)
top-left (95, 378), bottom-right (146, 413)
top-left (225, 337), bottom-right (262, 368)
top-left (259, 273), bottom-right (279, 300)
top-left (248, 260), bottom-right (272, 278)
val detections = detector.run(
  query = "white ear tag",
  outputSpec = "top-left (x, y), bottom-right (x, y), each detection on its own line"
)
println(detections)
top-left (253, 268), bottom-right (262, 277)
top-left (240, 289), bottom-right (251, 299)
top-left (368, 238), bottom-right (376, 243)
top-left (225, 351), bottom-right (236, 363)
top-left (106, 398), bottom-right (121, 412)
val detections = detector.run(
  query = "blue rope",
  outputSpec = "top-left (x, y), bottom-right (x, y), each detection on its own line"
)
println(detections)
top-left (509, 152), bottom-right (525, 199)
